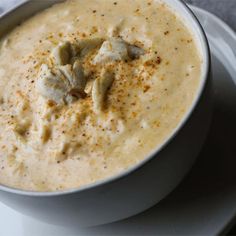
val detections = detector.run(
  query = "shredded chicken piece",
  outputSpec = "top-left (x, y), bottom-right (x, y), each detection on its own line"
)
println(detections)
top-left (72, 60), bottom-right (87, 91)
top-left (76, 38), bottom-right (104, 57)
top-left (93, 38), bottom-right (144, 64)
top-left (36, 63), bottom-right (86, 104)
top-left (92, 68), bottom-right (115, 113)
top-left (51, 41), bottom-right (72, 65)
top-left (37, 64), bottom-right (69, 103)
top-left (93, 38), bottom-right (129, 64)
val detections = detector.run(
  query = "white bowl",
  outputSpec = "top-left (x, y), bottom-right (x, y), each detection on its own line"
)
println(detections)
top-left (0, 0), bottom-right (212, 227)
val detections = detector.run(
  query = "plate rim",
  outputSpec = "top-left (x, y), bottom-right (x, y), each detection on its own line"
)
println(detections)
top-left (190, 5), bottom-right (236, 235)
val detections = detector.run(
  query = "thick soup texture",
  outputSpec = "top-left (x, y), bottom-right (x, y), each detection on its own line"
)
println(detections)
top-left (0, 0), bottom-right (202, 191)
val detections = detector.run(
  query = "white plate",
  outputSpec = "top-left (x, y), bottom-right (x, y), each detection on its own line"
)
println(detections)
top-left (0, 5), bottom-right (236, 236)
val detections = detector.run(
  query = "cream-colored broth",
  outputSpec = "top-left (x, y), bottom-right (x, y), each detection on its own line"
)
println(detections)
top-left (0, 0), bottom-right (201, 191)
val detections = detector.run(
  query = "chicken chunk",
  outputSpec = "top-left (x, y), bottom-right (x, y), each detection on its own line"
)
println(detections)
top-left (76, 38), bottom-right (104, 57)
top-left (51, 39), bottom-right (103, 65)
top-left (51, 41), bottom-right (72, 66)
top-left (93, 38), bottom-right (129, 64)
top-left (72, 60), bottom-right (87, 91)
top-left (92, 68), bottom-right (115, 113)
top-left (37, 64), bottom-right (69, 103)
top-left (93, 38), bottom-right (145, 64)
top-left (36, 63), bottom-right (86, 104)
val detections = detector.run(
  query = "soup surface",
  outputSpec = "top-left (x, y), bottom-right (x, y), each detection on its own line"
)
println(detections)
top-left (0, 0), bottom-right (202, 191)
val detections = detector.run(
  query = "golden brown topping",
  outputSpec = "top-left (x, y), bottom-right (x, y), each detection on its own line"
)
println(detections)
top-left (13, 118), bottom-right (31, 143)
top-left (39, 124), bottom-right (51, 143)
top-left (143, 85), bottom-right (151, 93)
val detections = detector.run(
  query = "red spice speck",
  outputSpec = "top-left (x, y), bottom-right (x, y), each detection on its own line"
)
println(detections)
top-left (156, 56), bottom-right (162, 64)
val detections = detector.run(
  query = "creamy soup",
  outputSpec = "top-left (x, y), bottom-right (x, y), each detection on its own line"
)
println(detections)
top-left (0, 0), bottom-right (202, 191)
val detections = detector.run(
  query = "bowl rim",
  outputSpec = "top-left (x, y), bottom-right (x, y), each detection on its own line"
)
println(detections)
top-left (0, 0), bottom-right (211, 197)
